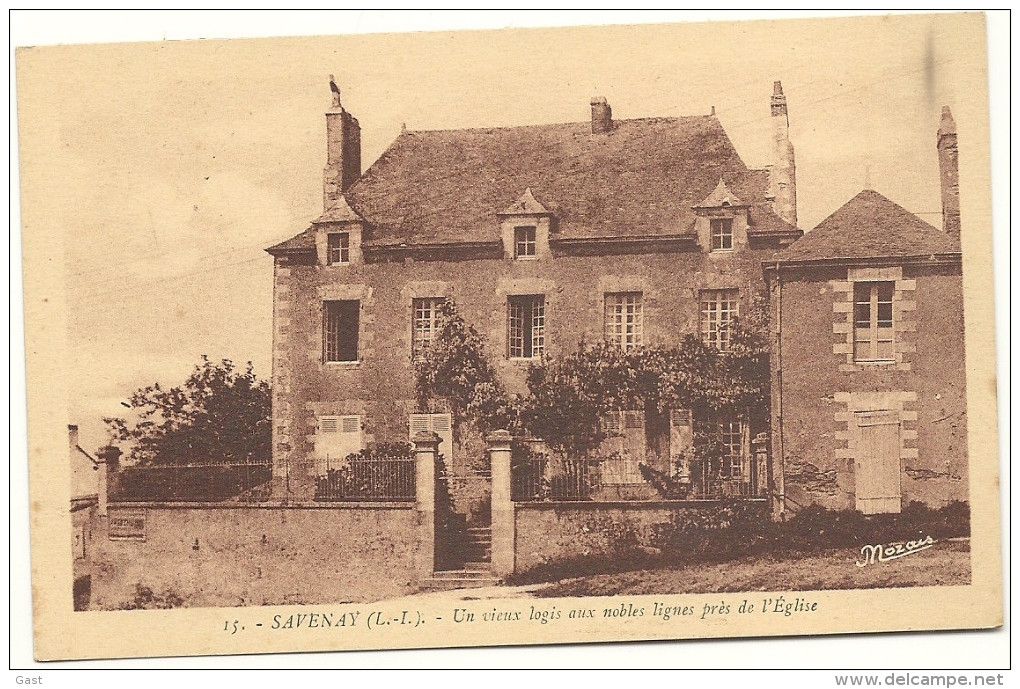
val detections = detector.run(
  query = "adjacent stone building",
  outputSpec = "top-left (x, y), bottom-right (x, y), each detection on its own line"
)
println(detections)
top-left (765, 107), bottom-right (967, 515)
top-left (266, 84), bottom-right (803, 505)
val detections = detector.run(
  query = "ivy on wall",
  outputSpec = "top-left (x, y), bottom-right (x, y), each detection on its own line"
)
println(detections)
top-left (413, 299), bottom-right (771, 460)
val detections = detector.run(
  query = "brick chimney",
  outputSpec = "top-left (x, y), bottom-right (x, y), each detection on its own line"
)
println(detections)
top-left (937, 106), bottom-right (960, 238)
top-left (769, 81), bottom-right (798, 228)
top-left (323, 79), bottom-right (362, 210)
top-left (590, 96), bottom-right (613, 134)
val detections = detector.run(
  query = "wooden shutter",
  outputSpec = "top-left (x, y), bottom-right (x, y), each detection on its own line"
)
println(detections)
top-left (409, 413), bottom-right (453, 463)
top-left (316, 415), bottom-right (362, 474)
top-left (854, 411), bottom-right (901, 514)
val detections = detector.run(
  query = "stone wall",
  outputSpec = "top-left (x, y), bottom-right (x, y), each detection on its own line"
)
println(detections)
top-left (774, 262), bottom-right (968, 512)
top-left (89, 504), bottom-right (420, 610)
top-left (513, 501), bottom-right (739, 572)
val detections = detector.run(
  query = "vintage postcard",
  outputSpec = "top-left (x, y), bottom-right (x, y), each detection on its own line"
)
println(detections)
top-left (15, 12), bottom-right (1003, 662)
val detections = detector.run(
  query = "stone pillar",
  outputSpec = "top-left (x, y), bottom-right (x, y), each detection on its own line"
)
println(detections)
top-left (487, 430), bottom-right (515, 577)
top-left (413, 431), bottom-right (441, 578)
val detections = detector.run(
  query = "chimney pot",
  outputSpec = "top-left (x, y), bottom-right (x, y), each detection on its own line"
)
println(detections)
top-left (590, 96), bottom-right (613, 134)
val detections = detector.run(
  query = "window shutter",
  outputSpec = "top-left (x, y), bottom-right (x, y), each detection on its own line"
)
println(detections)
top-left (409, 414), bottom-right (430, 434)
top-left (603, 413), bottom-right (622, 434)
top-left (409, 413), bottom-right (453, 463)
top-left (623, 410), bottom-right (644, 429)
top-left (316, 415), bottom-right (362, 474)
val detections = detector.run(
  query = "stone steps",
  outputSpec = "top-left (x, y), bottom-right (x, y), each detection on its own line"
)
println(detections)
top-left (422, 567), bottom-right (500, 591)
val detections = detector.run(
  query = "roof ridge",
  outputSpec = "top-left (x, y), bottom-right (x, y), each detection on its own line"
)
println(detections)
top-left (403, 114), bottom-right (713, 135)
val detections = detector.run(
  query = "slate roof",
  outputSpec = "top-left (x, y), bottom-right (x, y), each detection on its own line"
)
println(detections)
top-left (776, 190), bottom-right (960, 263)
top-left (268, 115), bottom-right (798, 252)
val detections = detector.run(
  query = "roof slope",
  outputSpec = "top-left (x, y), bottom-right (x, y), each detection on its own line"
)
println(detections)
top-left (324, 115), bottom-right (796, 245)
top-left (777, 190), bottom-right (960, 262)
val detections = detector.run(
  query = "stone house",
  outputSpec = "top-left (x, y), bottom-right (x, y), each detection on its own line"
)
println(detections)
top-left (266, 83), bottom-right (803, 508)
top-left (69, 424), bottom-right (101, 609)
top-left (765, 107), bottom-right (966, 516)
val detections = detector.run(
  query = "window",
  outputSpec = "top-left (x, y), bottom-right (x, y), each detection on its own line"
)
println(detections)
top-left (514, 226), bottom-right (537, 259)
top-left (604, 292), bottom-right (643, 350)
top-left (508, 295), bottom-right (545, 359)
top-left (717, 419), bottom-right (743, 478)
top-left (324, 300), bottom-right (359, 362)
top-left (412, 297), bottom-right (446, 360)
top-left (710, 218), bottom-right (733, 251)
top-left (700, 289), bottom-right (739, 350)
top-left (853, 282), bottom-right (895, 362)
top-left (316, 415), bottom-right (362, 474)
top-left (327, 232), bottom-right (350, 265)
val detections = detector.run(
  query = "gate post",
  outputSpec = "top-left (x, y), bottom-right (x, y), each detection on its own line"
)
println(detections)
top-left (413, 431), bottom-right (441, 578)
top-left (487, 430), bottom-right (515, 577)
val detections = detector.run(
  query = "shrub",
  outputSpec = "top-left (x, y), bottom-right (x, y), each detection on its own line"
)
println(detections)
top-left (119, 584), bottom-right (185, 610)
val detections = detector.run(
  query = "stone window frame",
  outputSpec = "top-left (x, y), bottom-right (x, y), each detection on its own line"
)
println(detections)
top-left (513, 225), bottom-right (538, 259)
top-left (507, 294), bottom-right (546, 359)
top-left (400, 281), bottom-right (453, 369)
top-left (831, 266), bottom-right (916, 372)
top-left (494, 277), bottom-right (556, 364)
top-left (317, 283), bottom-right (372, 370)
top-left (699, 288), bottom-right (740, 351)
top-left (326, 231), bottom-right (350, 265)
top-left (710, 217), bottom-right (734, 252)
top-left (603, 291), bottom-right (643, 351)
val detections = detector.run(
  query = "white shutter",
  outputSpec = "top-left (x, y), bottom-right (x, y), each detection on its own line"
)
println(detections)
top-left (409, 413), bottom-right (453, 463)
top-left (316, 415), bottom-right (362, 474)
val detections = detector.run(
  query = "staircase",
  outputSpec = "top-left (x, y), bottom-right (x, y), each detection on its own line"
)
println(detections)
top-left (423, 526), bottom-right (499, 591)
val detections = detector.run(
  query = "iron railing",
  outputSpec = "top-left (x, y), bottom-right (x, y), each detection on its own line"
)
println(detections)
top-left (512, 455), bottom-right (651, 501)
top-left (511, 455), bottom-right (766, 502)
top-left (314, 457), bottom-right (416, 502)
top-left (109, 459), bottom-right (272, 502)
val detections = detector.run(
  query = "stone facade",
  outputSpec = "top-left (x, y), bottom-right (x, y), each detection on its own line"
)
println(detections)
top-left (268, 89), bottom-right (802, 505)
top-left (768, 257), bottom-right (967, 514)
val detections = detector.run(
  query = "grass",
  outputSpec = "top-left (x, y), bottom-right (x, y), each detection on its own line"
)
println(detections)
top-left (533, 538), bottom-right (971, 598)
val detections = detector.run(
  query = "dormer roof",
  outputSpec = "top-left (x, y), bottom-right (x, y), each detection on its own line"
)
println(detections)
top-left (312, 195), bottom-right (364, 224)
top-left (498, 187), bottom-right (551, 216)
top-left (694, 178), bottom-right (746, 209)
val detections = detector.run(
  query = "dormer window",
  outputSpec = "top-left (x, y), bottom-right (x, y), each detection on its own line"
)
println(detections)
top-left (710, 218), bottom-right (733, 251)
top-left (514, 226), bottom-right (537, 259)
top-left (327, 232), bottom-right (350, 265)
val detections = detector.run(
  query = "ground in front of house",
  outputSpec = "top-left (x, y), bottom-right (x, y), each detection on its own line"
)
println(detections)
top-left (527, 538), bottom-right (970, 599)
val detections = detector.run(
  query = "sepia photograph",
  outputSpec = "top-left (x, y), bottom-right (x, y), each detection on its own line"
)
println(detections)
top-left (15, 10), bottom-right (1003, 663)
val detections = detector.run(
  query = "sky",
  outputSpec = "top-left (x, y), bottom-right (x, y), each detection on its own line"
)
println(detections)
top-left (13, 11), bottom-right (998, 451)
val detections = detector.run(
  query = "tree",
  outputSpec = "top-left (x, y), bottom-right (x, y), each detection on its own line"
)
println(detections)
top-left (104, 356), bottom-right (271, 465)
top-left (413, 301), bottom-right (519, 434)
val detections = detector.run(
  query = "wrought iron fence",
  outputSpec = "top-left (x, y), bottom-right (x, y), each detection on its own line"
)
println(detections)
top-left (512, 455), bottom-right (651, 501)
top-left (109, 459), bottom-right (272, 502)
top-left (511, 454), bottom-right (766, 502)
top-left (314, 456), bottom-right (416, 502)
